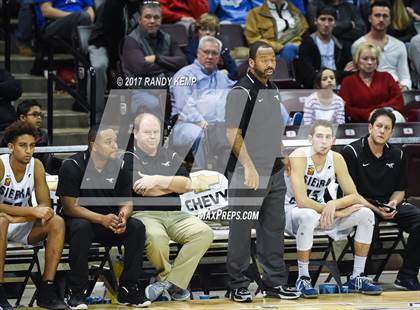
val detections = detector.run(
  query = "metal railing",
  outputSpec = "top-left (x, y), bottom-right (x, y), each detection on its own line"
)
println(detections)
top-left (2, 0), bottom-right (11, 71)
top-left (46, 36), bottom-right (96, 143)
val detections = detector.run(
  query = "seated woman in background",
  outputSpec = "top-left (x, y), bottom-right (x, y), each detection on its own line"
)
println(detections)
top-left (303, 68), bottom-right (345, 125)
top-left (185, 13), bottom-right (238, 80)
top-left (339, 42), bottom-right (405, 123)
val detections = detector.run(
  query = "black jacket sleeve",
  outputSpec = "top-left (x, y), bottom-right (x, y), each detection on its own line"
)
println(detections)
top-left (0, 69), bottom-right (22, 102)
top-left (296, 36), bottom-right (319, 89)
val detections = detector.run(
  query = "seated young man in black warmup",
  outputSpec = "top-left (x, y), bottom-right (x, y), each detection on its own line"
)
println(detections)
top-left (57, 125), bottom-right (150, 309)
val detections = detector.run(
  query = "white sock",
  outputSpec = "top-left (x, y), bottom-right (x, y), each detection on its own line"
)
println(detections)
top-left (351, 255), bottom-right (367, 279)
top-left (298, 260), bottom-right (310, 278)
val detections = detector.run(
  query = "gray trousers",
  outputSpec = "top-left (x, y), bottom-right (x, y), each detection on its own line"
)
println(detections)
top-left (226, 169), bottom-right (288, 289)
top-left (44, 11), bottom-right (91, 43)
top-left (88, 45), bottom-right (109, 122)
top-left (409, 34), bottom-right (420, 89)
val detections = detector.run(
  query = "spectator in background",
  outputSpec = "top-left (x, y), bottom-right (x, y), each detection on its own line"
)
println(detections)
top-left (295, 6), bottom-right (352, 88)
top-left (185, 13), bottom-right (238, 80)
top-left (16, 100), bottom-right (48, 148)
top-left (343, 0), bottom-right (371, 26)
top-left (33, 0), bottom-right (94, 84)
top-left (89, 0), bottom-right (140, 74)
top-left (209, 0), bottom-right (263, 26)
top-left (388, 0), bottom-right (416, 42)
top-left (352, 0), bottom-right (412, 90)
top-left (121, 1), bottom-right (187, 115)
top-left (307, 0), bottom-right (366, 52)
top-left (291, 0), bottom-right (306, 14)
top-left (0, 69), bottom-right (21, 132)
top-left (86, 0), bottom-right (141, 122)
top-left (303, 69), bottom-right (345, 125)
top-left (16, 100), bottom-right (50, 168)
top-left (36, 0), bottom-right (94, 43)
top-left (245, 0), bottom-right (309, 64)
top-left (340, 42), bottom-right (404, 123)
top-left (16, 0), bottom-right (34, 56)
top-left (409, 34), bottom-right (420, 89)
top-left (405, 0), bottom-right (420, 21)
top-left (159, 0), bottom-right (207, 29)
top-left (0, 100), bottom-right (57, 174)
top-left (171, 36), bottom-right (234, 171)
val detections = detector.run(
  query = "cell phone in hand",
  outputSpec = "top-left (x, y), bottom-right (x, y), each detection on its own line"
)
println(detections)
top-left (366, 198), bottom-right (396, 213)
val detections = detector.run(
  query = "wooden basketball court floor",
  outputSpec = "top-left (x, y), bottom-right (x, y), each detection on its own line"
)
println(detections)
top-left (19, 291), bottom-right (420, 310)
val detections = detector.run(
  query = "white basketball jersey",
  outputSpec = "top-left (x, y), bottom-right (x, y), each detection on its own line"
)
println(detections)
top-left (285, 147), bottom-right (335, 212)
top-left (0, 154), bottom-right (35, 207)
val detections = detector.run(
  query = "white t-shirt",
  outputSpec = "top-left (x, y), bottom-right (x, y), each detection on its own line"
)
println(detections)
top-left (315, 36), bottom-right (336, 70)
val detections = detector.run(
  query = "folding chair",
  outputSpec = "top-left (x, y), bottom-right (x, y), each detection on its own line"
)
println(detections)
top-left (28, 243), bottom-right (115, 307)
top-left (218, 24), bottom-right (246, 50)
top-left (402, 90), bottom-right (420, 121)
top-left (4, 243), bottom-right (43, 307)
top-left (272, 59), bottom-right (299, 89)
top-left (326, 221), bottom-right (406, 282)
top-left (29, 185), bottom-right (118, 305)
top-left (278, 89), bottom-right (314, 117)
top-left (284, 232), bottom-right (342, 286)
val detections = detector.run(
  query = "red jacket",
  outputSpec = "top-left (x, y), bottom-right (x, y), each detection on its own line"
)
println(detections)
top-left (160, 0), bottom-right (208, 23)
top-left (339, 71), bottom-right (404, 122)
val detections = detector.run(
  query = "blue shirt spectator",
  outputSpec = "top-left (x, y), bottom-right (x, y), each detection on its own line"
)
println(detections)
top-left (209, 0), bottom-right (263, 25)
top-left (185, 13), bottom-right (238, 80)
top-left (291, 0), bottom-right (305, 14)
top-left (35, 0), bottom-right (93, 28)
top-left (171, 59), bottom-right (234, 123)
top-left (170, 36), bottom-right (235, 169)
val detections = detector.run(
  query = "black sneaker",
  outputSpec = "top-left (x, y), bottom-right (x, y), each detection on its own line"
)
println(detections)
top-left (67, 289), bottom-right (88, 310)
top-left (118, 283), bottom-right (151, 307)
top-left (229, 287), bottom-right (252, 303)
top-left (0, 284), bottom-right (13, 310)
top-left (265, 285), bottom-right (301, 300)
top-left (394, 277), bottom-right (420, 291)
top-left (37, 281), bottom-right (67, 310)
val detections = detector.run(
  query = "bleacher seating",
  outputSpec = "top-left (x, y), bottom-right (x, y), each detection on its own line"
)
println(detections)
top-left (218, 24), bottom-right (246, 50)
top-left (272, 59), bottom-right (299, 89)
top-left (160, 24), bottom-right (189, 48)
top-left (278, 89), bottom-right (313, 116)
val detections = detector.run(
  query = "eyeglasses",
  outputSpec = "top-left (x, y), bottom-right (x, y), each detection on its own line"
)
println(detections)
top-left (26, 112), bottom-right (44, 118)
top-left (199, 48), bottom-right (220, 57)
